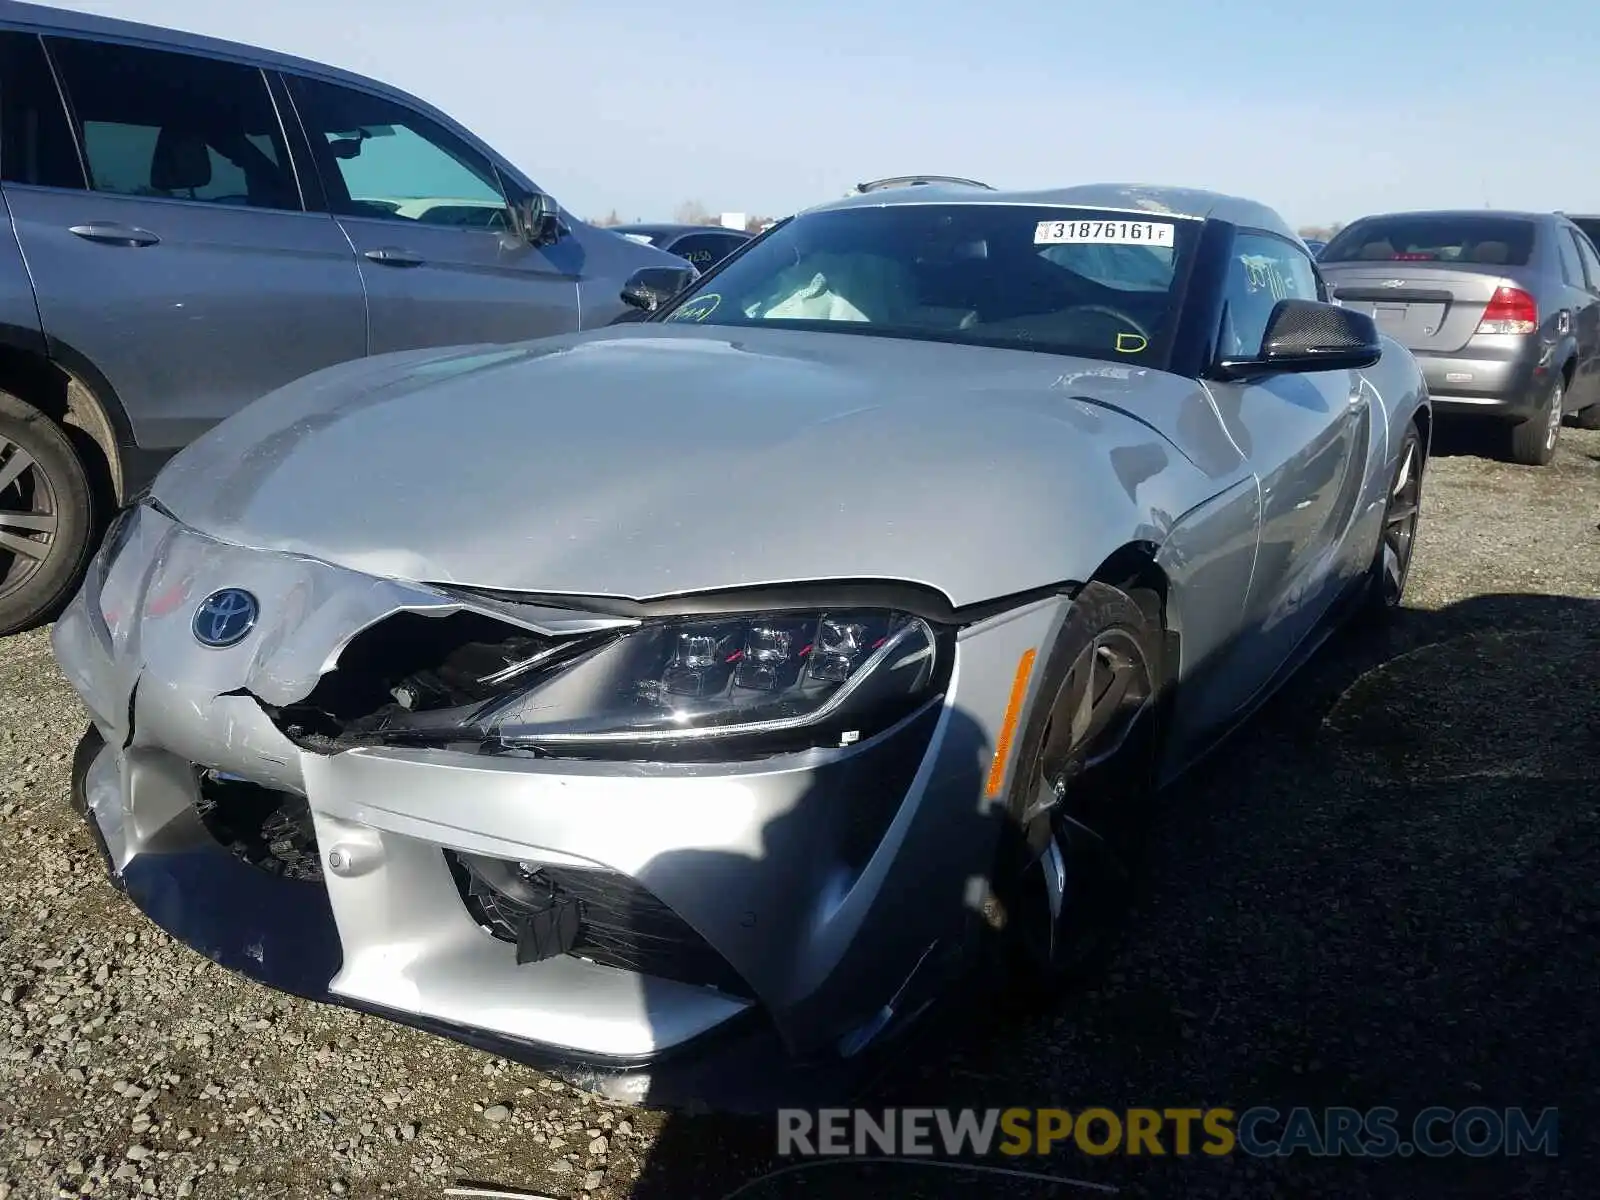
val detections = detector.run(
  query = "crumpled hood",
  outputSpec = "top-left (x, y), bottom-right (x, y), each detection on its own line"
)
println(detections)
top-left (151, 325), bottom-right (1225, 608)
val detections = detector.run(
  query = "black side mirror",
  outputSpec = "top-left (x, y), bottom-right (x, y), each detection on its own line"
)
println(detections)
top-left (1219, 298), bottom-right (1382, 378)
top-left (512, 192), bottom-right (562, 248)
top-left (620, 265), bottom-right (698, 313)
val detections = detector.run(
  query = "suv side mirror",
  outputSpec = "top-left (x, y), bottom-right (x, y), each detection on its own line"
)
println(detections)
top-left (620, 265), bottom-right (698, 313)
top-left (1218, 298), bottom-right (1382, 378)
top-left (512, 192), bottom-right (562, 248)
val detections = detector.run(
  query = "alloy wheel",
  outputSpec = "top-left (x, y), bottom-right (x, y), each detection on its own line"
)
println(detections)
top-left (1379, 433), bottom-right (1422, 607)
top-left (1014, 627), bottom-right (1155, 976)
top-left (1545, 379), bottom-right (1564, 454)
top-left (0, 434), bottom-right (60, 602)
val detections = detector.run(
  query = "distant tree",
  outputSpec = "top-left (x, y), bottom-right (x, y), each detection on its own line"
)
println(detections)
top-left (590, 209), bottom-right (623, 227)
top-left (674, 199), bottom-right (716, 226)
top-left (744, 214), bottom-right (775, 233)
top-left (1297, 221), bottom-right (1346, 241)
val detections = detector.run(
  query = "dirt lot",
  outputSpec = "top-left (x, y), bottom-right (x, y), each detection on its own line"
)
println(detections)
top-left (2, 425), bottom-right (1597, 1200)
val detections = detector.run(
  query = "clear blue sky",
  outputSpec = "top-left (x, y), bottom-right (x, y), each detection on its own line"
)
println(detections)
top-left (43, 0), bottom-right (1600, 228)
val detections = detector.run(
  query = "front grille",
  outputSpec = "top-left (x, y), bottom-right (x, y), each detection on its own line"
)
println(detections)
top-left (194, 771), bottom-right (323, 882)
top-left (445, 851), bottom-right (752, 998)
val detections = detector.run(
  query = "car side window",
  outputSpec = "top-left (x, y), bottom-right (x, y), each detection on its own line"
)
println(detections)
top-left (1556, 230), bottom-right (1584, 288)
top-left (285, 75), bottom-right (507, 224)
top-left (45, 37), bottom-right (300, 211)
top-left (669, 233), bottom-right (740, 271)
top-left (1572, 230), bottom-right (1600, 294)
top-left (1219, 231), bottom-right (1320, 358)
top-left (0, 32), bottom-right (85, 189)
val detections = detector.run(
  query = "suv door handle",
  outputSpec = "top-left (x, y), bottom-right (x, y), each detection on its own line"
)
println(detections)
top-left (363, 247), bottom-right (425, 268)
top-left (68, 223), bottom-right (160, 248)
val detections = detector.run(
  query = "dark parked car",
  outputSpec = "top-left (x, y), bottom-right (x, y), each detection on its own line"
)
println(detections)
top-left (1320, 210), bottom-right (1600, 465)
top-left (611, 224), bottom-right (752, 272)
top-left (1303, 238), bottom-right (1327, 257)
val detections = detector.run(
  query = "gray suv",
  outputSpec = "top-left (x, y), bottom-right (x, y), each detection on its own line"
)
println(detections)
top-left (1319, 210), bottom-right (1600, 466)
top-left (0, 0), bottom-right (689, 634)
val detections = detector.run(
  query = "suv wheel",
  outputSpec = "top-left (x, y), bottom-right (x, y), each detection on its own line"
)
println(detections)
top-left (1505, 377), bottom-right (1564, 466)
top-left (0, 392), bottom-right (95, 636)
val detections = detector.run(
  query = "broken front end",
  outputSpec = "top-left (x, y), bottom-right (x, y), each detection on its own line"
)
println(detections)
top-left (51, 502), bottom-right (1059, 1108)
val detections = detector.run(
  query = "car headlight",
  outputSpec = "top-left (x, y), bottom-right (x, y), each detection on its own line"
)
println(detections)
top-left (480, 608), bottom-right (944, 752)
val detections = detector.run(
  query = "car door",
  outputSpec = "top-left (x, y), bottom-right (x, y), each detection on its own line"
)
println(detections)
top-left (1204, 229), bottom-right (1372, 701)
top-left (281, 73), bottom-right (580, 354)
top-left (1564, 227), bottom-right (1600, 410)
top-left (0, 32), bottom-right (367, 453)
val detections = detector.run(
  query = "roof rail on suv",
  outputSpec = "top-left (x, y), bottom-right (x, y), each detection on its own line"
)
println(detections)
top-left (851, 176), bottom-right (995, 194)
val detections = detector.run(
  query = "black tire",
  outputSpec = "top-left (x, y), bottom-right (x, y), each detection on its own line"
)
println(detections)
top-left (1505, 376), bottom-right (1563, 466)
top-left (1574, 402), bottom-right (1600, 430)
top-left (987, 581), bottom-right (1163, 996)
top-left (1361, 422), bottom-right (1424, 621)
top-left (0, 391), bottom-right (96, 636)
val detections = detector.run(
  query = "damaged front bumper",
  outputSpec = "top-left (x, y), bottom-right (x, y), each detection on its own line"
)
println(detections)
top-left (51, 504), bottom-right (1065, 1109)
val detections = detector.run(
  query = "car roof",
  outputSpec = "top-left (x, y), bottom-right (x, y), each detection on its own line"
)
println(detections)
top-left (1341, 209), bottom-right (1557, 224)
top-left (0, 0), bottom-right (445, 113)
top-left (808, 182), bottom-right (1298, 239)
top-left (612, 224), bottom-right (751, 238)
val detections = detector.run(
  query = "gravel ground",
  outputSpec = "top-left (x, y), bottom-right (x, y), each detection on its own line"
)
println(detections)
top-left (2, 424), bottom-right (1598, 1200)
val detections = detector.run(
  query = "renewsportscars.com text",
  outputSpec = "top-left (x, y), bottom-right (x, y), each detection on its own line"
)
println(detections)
top-left (777, 1106), bottom-right (1559, 1159)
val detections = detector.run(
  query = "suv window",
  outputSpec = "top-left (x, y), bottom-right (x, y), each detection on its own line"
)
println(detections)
top-left (0, 32), bottom-right (84, 189)
top-left (1219, 232), bottom-right (1320, 359)
top-left (1569, 217), bottom-right (1600, 250)
top-left (1574, 229), bottom-right (1600, 292)
top-left (286, 75), bottom-right (507, 223)
top-left (1321, 215), bottom-right (1535, 267)
top-left (45, 37), bottom-right (299, 211)
top-left (668, 232), bottom-right (742, 270)
top-left (1557, 230), bottom-right (1585, 288)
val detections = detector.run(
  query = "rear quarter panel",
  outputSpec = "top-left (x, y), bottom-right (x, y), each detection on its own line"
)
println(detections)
top-left (0, 185), bottom-right (44, 350)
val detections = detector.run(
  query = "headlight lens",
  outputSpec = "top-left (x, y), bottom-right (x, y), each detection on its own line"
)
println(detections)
top-left (482, 608), bottom-right (942, 750)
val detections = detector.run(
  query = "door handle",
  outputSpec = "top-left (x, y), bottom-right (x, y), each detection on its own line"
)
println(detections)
top-left (68, 222), bottom-right (160, 248)
top-left (363, 247), bottom-right (425, 268)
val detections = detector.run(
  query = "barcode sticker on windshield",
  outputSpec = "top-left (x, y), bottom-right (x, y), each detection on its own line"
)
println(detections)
top-left (1035, 219), bottom-right (1176, 247)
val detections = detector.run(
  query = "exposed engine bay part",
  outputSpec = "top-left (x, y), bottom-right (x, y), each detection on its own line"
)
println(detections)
top-left (457, 853), bottom-right (582, 965)
top-left (447, 851), bottom-right (755, 998)
top-left (252, 610), bottom-right (612, 754)
top-left (194, 770), bottom-right (322, 882)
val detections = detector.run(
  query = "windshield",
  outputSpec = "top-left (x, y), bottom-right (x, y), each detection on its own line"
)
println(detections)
top-left (657, 204), bottom-right (1199, 364)
top-left (1321, 215), bottom-right (1536, 266)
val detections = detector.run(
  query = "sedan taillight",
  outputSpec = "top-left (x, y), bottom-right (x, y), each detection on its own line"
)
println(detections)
top-left (1476, 286), bottom-right (1538, 335)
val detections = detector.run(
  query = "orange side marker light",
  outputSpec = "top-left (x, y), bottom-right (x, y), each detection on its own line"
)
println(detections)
top-left (984, 648), bottom-right (1037, 799)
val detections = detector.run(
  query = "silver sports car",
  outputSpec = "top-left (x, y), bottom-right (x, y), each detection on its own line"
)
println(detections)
top-left (52, 183), bottom-right (1429, 1110)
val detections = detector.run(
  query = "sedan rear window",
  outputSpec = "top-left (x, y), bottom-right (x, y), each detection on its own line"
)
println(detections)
top-left (1321, 216), bottom-right (1535, 267)
top-left (655, 204), bottom-right (1201, 366)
